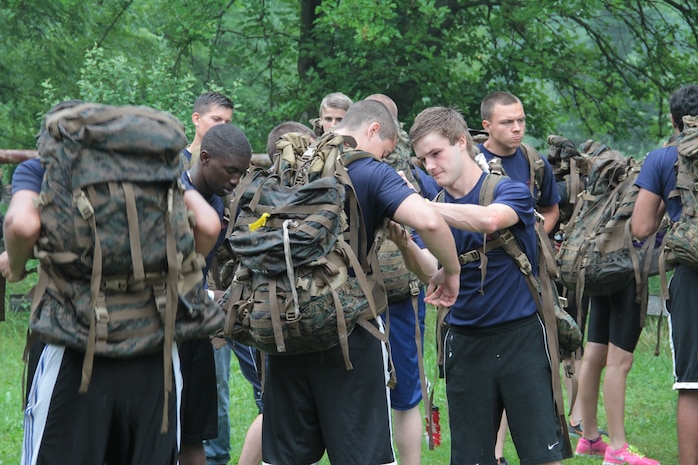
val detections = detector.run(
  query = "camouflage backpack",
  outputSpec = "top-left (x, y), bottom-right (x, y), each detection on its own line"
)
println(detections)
top-left (32, 103), bottom-right (223, 431)
top-left (546, 135), bottom-right (596, 227)
top-left (663, 115), bottom-right (698, 271)
top-left (220, 132), bottom-right (387, 370)
top-left (556, 143), bottom-right (663, 326)
top-left (375, 126), bottom-right (423, 304)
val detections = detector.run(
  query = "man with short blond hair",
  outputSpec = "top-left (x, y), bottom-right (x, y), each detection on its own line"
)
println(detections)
top-left (310, 91), bottom-right (353, 136)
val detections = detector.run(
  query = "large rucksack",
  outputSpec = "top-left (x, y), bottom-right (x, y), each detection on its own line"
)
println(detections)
top-left (376, 126), bottom-right (423, 304)
top-left (663, 115), bottom-right (698, 270)
top-left (220, 132), bottom-right (387, 370)
top-left (32, 103), bottom-right (223, 431)
top-left (555, 141), bottom-right (664, 326)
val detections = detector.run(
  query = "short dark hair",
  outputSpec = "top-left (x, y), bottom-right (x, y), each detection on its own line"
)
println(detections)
top-left (193, 91), bottom-right (234, 115)
top-left (266, 122), bottom-right (314, 156)
top-left (669, 85), bottom-right (698, 133)
top-left (334, 99), bottom-right (397, 141)
top-left (480, 91), bottom-right (522, 121)
top-left (201, 123), bottom-right (251, 161)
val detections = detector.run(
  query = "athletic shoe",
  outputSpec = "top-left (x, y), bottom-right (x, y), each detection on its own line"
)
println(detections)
top-left (602, 443), bottom-right (660, 465)
top-left (569, 420), bottom-right (609, 437)
top-left (496, 457), bottom-right (509, 465)
top-left (575, 436), bottom-right (608, 456)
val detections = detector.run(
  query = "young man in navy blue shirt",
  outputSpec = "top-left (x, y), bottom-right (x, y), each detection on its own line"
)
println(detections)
top-left (632, 84), bottom-right (698, 465)
top-left (410, 106), bottom-right (567, 465)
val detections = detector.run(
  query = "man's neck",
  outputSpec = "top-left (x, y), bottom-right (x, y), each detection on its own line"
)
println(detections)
top-left (444, 162), bottom-right (483, 199)
top-left (483, 140), bottom-right (517, 157)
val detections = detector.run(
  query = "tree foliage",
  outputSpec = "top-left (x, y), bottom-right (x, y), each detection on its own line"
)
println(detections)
top-left (1, 0), bottom-right (696, 156)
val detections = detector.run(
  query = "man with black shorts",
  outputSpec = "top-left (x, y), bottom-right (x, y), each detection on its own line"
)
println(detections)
top-left (0, 101), bottom-right (221, 465)
top-left (632, 84), bottom-right (698, 465)
top-left (410, 106), bottom-right (568, 465)
top-left (258, 99), bottom-right (461, 465)
top-left (180, 123), bottom-right (252, 465)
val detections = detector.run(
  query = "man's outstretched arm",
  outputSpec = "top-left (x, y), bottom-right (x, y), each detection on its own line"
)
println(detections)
top-left (1, 190), bottom-right (41, 282)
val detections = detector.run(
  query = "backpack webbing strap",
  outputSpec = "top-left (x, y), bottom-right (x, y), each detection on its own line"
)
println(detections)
top-left (160, 186), bottom-right (180, 433)
top-left (221, 268), bottom-right (251, 337)
top-left (500, 219), bottom-right (571, 452)
top-left (568, 157), bottom-right (583, 205)
top-left (267, 279), bottom-right (287, 352)
top-left (340, 150), bottom-right (376, 272)
top-left (408, 291), bottom-right (435, 449)
top-left (521, 143), bottom-right (545, 202)
top-left (78, 186), bottom-right (106, 395)
top-left (359, 228), bottom-right (396, 388)
top-left (624, 220), bottom-right (658, 328)
top-left (122, 182), bottom-right (146, 284)
top-left (227, 169), bottom-right (259, 240)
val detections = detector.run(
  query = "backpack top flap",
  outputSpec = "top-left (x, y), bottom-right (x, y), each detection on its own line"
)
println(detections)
top-left (41, 103), bottom-right (187, 189)
top-left (585, 149), bottom-right (633, 196)
top-left (229, 132), bottom-right (354, 276)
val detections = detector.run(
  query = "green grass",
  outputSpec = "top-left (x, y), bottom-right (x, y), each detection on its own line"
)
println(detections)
top-left (0, 294), bottom-right (678, 464)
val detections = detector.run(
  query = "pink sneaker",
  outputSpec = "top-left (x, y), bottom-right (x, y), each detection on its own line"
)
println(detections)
top-left (603, 443), bottom-right (660, 465)
top-left (575, 436), bottom-right (608, 456)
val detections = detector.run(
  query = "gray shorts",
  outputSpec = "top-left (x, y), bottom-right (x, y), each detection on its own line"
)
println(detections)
top-left (445, 314), bottom-right (565, 465)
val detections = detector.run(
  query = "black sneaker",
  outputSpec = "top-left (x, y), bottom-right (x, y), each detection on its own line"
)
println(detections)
top-left (568, 420), bottom-right (608, 438)
top-left (496, 457), bottom-right (510, 465)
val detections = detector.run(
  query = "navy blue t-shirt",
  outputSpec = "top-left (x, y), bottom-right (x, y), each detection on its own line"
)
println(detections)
top-left (478, 144), bottom-right (561, 208)
top-left (11, 158), bottom-right (43, 194)
top-left (414, 167), bottom-right (441, 201)
top-left (445, 173), bottom-right (538, 327)
top-left (635, 145), bottom-right (682, 222)
top-left (345, 154), bottom-right (417, 247)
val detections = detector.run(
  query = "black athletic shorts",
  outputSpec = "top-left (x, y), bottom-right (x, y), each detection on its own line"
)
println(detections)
top-left (667, 264), bottom-right (698, 388)
top-left (179, 337), bottom-right (218, 443)
top-left (587, 280), bottom-right (643, 353)
top-left (445, 314), bottom-right (565, 465)
top-left (262, 322), bottom-right (396, 465)
top-left (23, 344), bottom-right (179, 465)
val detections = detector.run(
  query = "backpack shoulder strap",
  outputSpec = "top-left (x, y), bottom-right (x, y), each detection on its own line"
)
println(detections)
top-left (436, 174), bottom-right (508, 293)
top-left (521, 142), bottom-right (546, 201)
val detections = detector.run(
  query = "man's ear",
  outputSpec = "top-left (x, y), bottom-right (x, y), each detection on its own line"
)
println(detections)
top-left (198, 150), bottom-right (210, 164)
top-left (481, 119), bottom-right (490, 131)
top-left (191, 112), bottom-right (200, 127)
top-left (367, 121), bottom-right (381, 138)
top-left (457, 134), bottom-right (469, 153)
